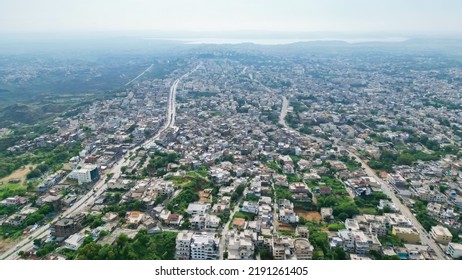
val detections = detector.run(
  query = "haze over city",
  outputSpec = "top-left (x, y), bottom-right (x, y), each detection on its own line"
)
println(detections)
top-left (1, 0), bottom-right (462, 35)
top-left (1, 0), bottom-right (462, 271)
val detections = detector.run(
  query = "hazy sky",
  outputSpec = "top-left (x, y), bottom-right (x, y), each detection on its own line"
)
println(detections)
top-left (1, 0), bottom-right (461, 34)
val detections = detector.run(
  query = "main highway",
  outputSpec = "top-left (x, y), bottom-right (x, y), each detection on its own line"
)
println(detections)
top-left (143, 63), bottom-right (201, 148)
top-left (0, 64), bottom-right (201, 260)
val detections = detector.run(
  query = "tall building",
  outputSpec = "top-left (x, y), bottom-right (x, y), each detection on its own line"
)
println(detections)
top-left (190, 232), bottom-right (220, 260)
top-left (175, 231), bottom-right (193, 260)
top-left (69, 165), bottom-right (100, 184)
top-left (175, 231), bottom-right (220, 260)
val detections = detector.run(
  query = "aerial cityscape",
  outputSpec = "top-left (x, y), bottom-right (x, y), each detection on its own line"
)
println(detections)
top-left (0, 0), bottom-right (462, 267)
top-left (0, 39), bottom-right (461, 261)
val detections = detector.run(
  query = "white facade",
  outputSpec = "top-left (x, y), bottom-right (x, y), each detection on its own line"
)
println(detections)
top-left (175, 230), bottom-right (193, 260)
top-left (69, 165), bottom-right (99, 185)
top-left (447, 243), bottom-right (462, 259)
top-left (241, 201), bottom-right (259, 214)
top-left (64, 233), bottom-right (85, 250)
top-left (186, 202), bottom-right (210, 215)
top-left (190, 232), bottom-right (220, 260)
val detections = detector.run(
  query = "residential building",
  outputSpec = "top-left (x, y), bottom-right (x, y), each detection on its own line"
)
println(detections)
top-left (241, 201), bottom-right (259, 214)
top-left (320, 207), bottom-right (333, 221)
top-left (175, 230), bottom-right (193, 260)
top-left (447, 243), bottom-right (462, 259)
top-left (279, 209), bottom-right (299, 224)
top-left (190, 232), bottom-right (220, 260)
top-left (392, 226), bottom-right (420, 243)
top-left (293, 238), bottom-right (314, 260)
top-left (186, 202), bottom-right (210, 215)
top-left (125, 211), bottom-right (145, 225)
top-left (64, 233), bottom-right (85, 250)
top-left (51, 217), bottom-right (81, 240)
top-left (430, 225), bottom-right (453, 245)
top-left (226, 230), bottom-right (255, 260)
top-left (295, 226), bottom-right (309, 238)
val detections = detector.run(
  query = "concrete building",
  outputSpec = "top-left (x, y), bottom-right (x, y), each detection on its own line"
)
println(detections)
top-left (271, 236), bottom-right (295, 260)
top-left (51, 217), bottom-right (81, 240)
top-left (295, 226), bottom-right (309, 238)
top-left (430, 225), bottom-right (453, 245)
top-left (175, 230), bottom-right (193, 260)
top-left (320, 207), bottom-right (333, 221)
top-left (69, 165), bottom-right (100, 184)
top-left (241, 201), bottom-right (259, 214)
top-left (125, 211), bottom-right (145, 225)
top-left (186, 202), bottom-right (210, 215)
top-left (279, 209), bottom-right (299, 224)
top-left (392, 226), bottom-right (420, 243)
top-left (190, 214), bottom-right (220, 230)
top-left (226, 230), bottom-right (255, 260)
top-left (293, 238), bottom-right (314, 260)
top-left (64, 233), bottom-right (85, 250)
top-left (447, 243), bottom-right (462, 259)
top-left (190, 232), bottom-right (220, 260)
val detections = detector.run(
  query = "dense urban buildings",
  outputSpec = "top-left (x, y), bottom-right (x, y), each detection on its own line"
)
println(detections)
top-left (1, 42), bottom-right (462, 261)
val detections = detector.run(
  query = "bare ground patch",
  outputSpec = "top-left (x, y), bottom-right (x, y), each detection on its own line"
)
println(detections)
top-left (295, 210), bottom-right (322, 221)
top-left (0, 164), bottom-right (35, 185)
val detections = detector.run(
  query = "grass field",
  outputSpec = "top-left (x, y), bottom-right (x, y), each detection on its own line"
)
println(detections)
top-left (0, 182), bottom-right (27, 200)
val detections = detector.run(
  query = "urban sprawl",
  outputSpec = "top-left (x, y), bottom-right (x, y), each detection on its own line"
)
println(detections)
top-left (1, 53), bottom-right (462, 260)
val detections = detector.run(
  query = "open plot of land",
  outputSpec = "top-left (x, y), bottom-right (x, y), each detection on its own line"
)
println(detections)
top-left (0, 164), bottom-right (35, 184)
top-left (278, 223), bottom-right (295, 233)
top-left (295, 210), bottom-right (322, 221)
top-left (0, 239), bottom-right (15, 254)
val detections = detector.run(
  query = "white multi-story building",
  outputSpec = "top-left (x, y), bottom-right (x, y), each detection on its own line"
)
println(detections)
top-left (447, 243), bottom-right (462, 259)
top-left (69, 165), bottom-right (99, 184)
top-left (190, 232), bottom-right (220, 260)
top-left (175, 230), bottom-right (193, 260)
top-left (369, 222), bottom-right (387, 237)
top-left (279, 209), bottom-right (299, 224)
top-left (186, 202), bottom-right (210, 215)
top-left (190, 214), bottom-right (220, 230)
top-left (416, 188), bottom-right (446, 203)
top-left (338, 230), bottom-right (355, 253)
top-left (337, 229), bottom-right (381, 254)
top-left (241, 201), bottom-right (259, 214)
top-left (154, 182), bottom-right (174, 197)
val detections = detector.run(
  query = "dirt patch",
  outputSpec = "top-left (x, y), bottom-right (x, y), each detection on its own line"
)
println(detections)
top-left (0, 239), bottom-right (15, 255)
top-left (295, 210), bottom-right (322, 221)
top-left (278, 223), bottom-right (295, 232)
top-left (0, 164), bottom-right (35, 184)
